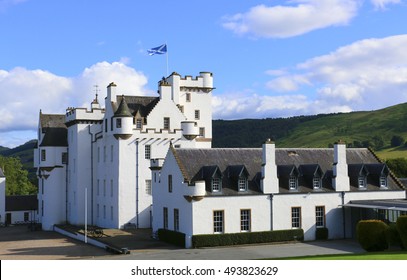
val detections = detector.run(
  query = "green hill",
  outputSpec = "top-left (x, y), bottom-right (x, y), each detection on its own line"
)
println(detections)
top-left (213, 102), bottom-right (407, 160)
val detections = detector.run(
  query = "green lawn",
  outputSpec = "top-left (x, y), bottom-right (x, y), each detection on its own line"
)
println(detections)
top-left (275, 251), bottom-right (407, 260)
top-left (375, 147), bottom-right (407, 160)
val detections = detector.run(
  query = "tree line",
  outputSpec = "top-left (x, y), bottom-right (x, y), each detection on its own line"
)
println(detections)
top-left (0, 155), bottom-right (37, 195)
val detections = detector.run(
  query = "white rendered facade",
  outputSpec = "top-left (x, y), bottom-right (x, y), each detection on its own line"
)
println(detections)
top-left (36, 72), bottom-right (214, 230)
top-left (152, 142), bottom-right (406, 248)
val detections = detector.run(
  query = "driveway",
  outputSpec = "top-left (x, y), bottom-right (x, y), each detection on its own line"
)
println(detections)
top-left (0, 225), bottom-right (111, 260)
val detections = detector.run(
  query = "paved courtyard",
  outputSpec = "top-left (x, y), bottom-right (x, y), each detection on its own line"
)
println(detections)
top-left (0, 225), bottom-right (110, 260)
top-left (0, 224), bottom-right (368, 260)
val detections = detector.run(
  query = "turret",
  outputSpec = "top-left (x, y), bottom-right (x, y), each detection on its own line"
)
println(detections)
top-left (181, 121), bottom-right (199, 140)
top-left (113, 95), bottom-right (133, 140)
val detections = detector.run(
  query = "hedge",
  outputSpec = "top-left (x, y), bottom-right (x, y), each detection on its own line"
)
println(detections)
top-left (191, 229), bottom-right (304, 248)
top-left (357, 220), bottom-right (389, 252)
top-left (157, 229), bottom-right (186, 248)
top-left (385, 223), bottom-right (403, 249)
top-left (396, 215), bottom-right (407, 249)
top-left (315, 227), bottom-right (329, 240)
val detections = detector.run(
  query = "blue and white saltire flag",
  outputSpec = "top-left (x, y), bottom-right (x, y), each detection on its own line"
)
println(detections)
top-left (147, 44), bottom-right (167, 56)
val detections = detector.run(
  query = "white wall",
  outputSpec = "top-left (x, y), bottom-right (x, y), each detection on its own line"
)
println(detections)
top-left (0, 176), bottom-right (5, 224)
top-left (5, 210), bottom-right (37, 224)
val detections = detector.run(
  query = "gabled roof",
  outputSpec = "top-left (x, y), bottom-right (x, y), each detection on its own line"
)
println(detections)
top-left (39, 113), bottom-right (67, 147)
top-left (6, 195), bottom-right (38, 211)
top-left (171, 147), bottom-right (404, 195)
top-left (113, 95), bottom-right (159, 118)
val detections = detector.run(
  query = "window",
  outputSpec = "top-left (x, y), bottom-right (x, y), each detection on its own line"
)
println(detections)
top-left (199, 127), bottom-right (205, 137)
top-left (41, 149), bottom-right (46, 161)
top-left (163, 207), bottom-right (168, 229)
top-left (116, 118), bottom-right (122, 128)
top-left (136, 118), bottom-right (143, 129)
top-left (97, 179), bottom-right (100, 196)
top-left (24, 212), bottom-right (29, 222)
top-left (211, 178), bottom-right (221, 192)
top-left (168, 175), bottom-right (173, 193)
top-left (41, 200), bottom-right (44, 217)
top-left (179, 105), bottom-right (184, 113)
top-left (145, 180), bottom-right (152, 195)
top-left (110, 180), bottom-right (113, 197)
top-left (240, 209), bottom-right (251, 232)
top-left (194, 110), bottom-right (200, 120)
top-left (62, 152), bottom-right (68, 164)
top-left (313, 177), bottom-right (321, 189)
top-left (110, 206), bottom-right (114, 220)
top-left (97, 204), bottom-right (100, 218)
top-left (213, 210), bottom-right (224, 233)
top-left (103, 180), bottom-right (106, 197)
top-left (358, 176), bottom-right (366, 188)
top-left (289, 176), bottom-right (297, 190)
top-left (238, 177), bottom-right (248, 191)
top-left (105, 119), bottom-right (107, 132)
top-left (164, 117), bottom-right (170, 130)
top-left (103, 146), bottom-right (106, 162)
top-left (97, 147), bottom-right (100, 162)
top-left (291, 207), bottom-right (301, 228)
top-left (110, 145), bottom-right (113, 162)
top-left (145, 145), bottom-right (151, 159)
top-left (186, 92), bottom-right (191, 102)
top-left (315, 206), bottom-right (325, 228)
top-left (174, 209), bottom-right (179, 232)
top-left (380, 176), bottom-right (387, 188)
top-left (103, 205), bottom-right (106, 219)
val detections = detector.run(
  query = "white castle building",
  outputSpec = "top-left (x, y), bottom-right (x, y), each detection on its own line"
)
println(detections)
top-left (35, 71), bottom-right (214, 231)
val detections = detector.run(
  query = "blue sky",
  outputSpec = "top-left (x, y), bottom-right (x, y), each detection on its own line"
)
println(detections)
top-left (1, 0), bottom-right (407, 147)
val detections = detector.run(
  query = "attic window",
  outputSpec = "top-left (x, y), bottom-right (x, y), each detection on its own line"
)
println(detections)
top-left (380, 176), bottom-right (387, 188)
top-left (238, 177), bottom-right (248, 191)
top-left (313, 176), bottom-right (321, 189)
top-left (358, 176), bottom-right (366, 188)
top-left (289, 175), bottom-right (297, 190)
top-left (211, 178), bottom-right (221, 192)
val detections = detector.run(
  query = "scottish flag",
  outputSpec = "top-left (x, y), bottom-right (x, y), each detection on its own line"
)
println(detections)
top-left (147, 44), bottom-right (167, 56)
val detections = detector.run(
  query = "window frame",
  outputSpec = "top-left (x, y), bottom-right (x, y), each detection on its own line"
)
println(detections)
top-left (145, 179), bottom-right (152, 195)
top-left (291, 207), bottom-right (301, 228)
top-left (289, 175), bottom-right (297, 190)
top-left (240, 209), bottom-right (251, 232)
top-left (315, 206), bottom-right (325, 228)
top-left (194, 110), bottom-right (200, 120)
top-left (313, 176), bottom-right (321, 189)
top-left (211, 177), bottom-right (221, 192)
top-left (380, 176), bottom-right (387, 188)
top-left (168, 174), bottom-right (173, 193)
top-left (238, 177), bottom-right (248, 192)
top-left (213, 210), bottom-right (224, 234)
top-left (145, 145), bottom-right (151, 160)
top-left (163, 117), bottom-right (170, 130)
top-left (41, 149), bottom-right (46, 161)
top-left (174, 208), bottom-right (179, 232)
top-left (163, 207), bottom-right (168, 229)
top-left (358, 176), bottom-right (366, 188)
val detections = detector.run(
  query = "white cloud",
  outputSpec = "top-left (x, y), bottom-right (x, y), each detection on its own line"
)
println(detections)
top-left (222, 0), bottom-right (360, 38)
top-left (0, 0), bottom-right (27, 11)
top-left (0, 62), bottom-right (149, 147)
top-left (370, 0), bottom-right (402, 10)
top-left (264, 34), bottom-right (407, 111)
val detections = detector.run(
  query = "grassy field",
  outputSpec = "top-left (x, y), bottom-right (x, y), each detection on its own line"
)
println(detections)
top-left (277, 251), bottom-right (407, 260)
top-left (375, 147), bottom-right (407, 160)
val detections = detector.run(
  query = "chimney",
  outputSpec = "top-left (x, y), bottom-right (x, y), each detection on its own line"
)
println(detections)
top-left (332, 140), bottom-right (350, 192)
top-left (107, 82), bottom-right (117, 103)
top-left (261, 139), bottom-right (279, 194)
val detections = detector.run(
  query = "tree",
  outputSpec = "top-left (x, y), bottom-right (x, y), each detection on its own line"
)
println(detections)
top-left (0, 155), bottom-right (37, 195)
top-left (391, 135), bottom-right (404, 147)
top-left (386, 158), bottom-right (407, 178)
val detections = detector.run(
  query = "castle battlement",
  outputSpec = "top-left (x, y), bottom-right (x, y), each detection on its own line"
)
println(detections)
top-left (65, 107), bottom-right (104, 124)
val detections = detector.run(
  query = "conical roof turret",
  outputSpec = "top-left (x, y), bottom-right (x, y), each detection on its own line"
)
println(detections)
top-left (114, 95), bottom-right (132, 117)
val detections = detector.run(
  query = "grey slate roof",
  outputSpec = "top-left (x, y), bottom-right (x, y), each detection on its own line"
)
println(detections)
top-left (114, 96), bottom-right (132, 117)
top-left (6, 195), bottom-right (38, 211)
top-left (39, 113), bottom-right (68, 147)
top-left (172, 147), bottom-right (404, 196)
top-left (0, 167), bottom-right (4, 177)
top-left (113, 95), bottom-right (159, 118)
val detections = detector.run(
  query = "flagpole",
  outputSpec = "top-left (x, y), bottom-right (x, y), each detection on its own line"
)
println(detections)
top-left (166, 42), bottom-right (169, 77)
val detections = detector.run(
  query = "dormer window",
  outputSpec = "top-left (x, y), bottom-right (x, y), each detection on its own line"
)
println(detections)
top-left (211, 177), bottom-right (221, 192)
top-left (238, 177), bottom-right (248, 191)
top-left (135, 118), bottom-right (142, 129)
top-left (313, 176), bottom-right (321, 189)
top-left (358, 176), bottom-right (366, 188)
top-left (380, 176), bottom-right (387, 188)
top-left (289, 175), bottom-right (297, 190)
